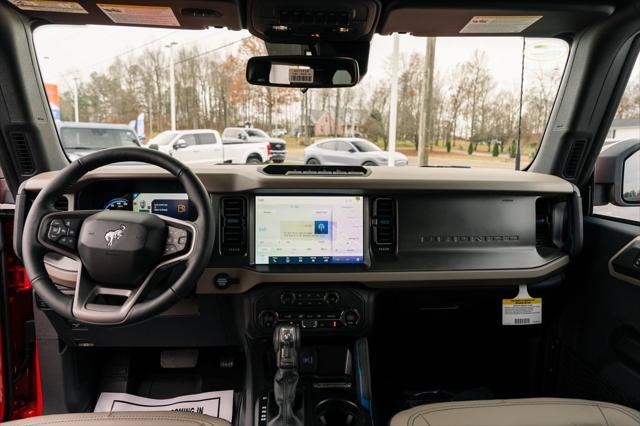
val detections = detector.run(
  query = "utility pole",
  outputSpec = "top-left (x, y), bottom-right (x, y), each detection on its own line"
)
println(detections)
top-left (334, 89), bottom-right (341, 136)
top-left (299, 92), bottom-right (304, 139)
top-left (417, 37), bottom-right (436, 167)
top-left (305, 90), bottom-right (312, 144)
top-left (515, 37), bottom-right (526, 171)
top-left (73, 77), bottom-right (79, 122)
top-left (166, 41), bottom-right (178, 131)
top-left (387, 32), bottom-right (400, 167)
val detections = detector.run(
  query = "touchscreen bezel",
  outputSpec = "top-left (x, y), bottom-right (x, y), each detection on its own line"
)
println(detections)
top-left (250, 193), bottom-right (370, 268)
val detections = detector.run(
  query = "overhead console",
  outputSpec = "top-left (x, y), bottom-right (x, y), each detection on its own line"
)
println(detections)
top-left (247, 0), bottom-right (380, 43)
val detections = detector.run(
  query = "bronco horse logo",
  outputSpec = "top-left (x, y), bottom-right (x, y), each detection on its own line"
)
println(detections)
top-left (104, 225), bottom-right (126, 247)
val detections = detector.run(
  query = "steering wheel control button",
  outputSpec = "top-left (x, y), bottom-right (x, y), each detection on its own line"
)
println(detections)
top-left (165, 226), bottom-right (189, 256)
top-left (58, 236), bottom-right (76, 249)
top-left (47, 219), bottom-right (65, 241)
top-left (47, 217), bottom-right (83, 246)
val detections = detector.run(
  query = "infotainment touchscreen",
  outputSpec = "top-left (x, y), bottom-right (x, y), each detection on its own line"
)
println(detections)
top-left (255, 196), bottom-right (364, 265)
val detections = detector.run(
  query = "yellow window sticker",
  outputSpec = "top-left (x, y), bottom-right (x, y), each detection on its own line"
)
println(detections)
top-left (9, 0), bottom-right (88, 14)
top-left (460, 16), bottom-right (542, 34)
top-left (502, 284), bottom-right (542, 325)
top-left (97, 4), bottom-right (179, 27)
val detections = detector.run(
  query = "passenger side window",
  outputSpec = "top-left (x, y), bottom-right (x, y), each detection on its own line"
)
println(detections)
top-left (595, 56), bottom-right (640, 223)
top-left (196, 133), bottom-right (217, 145)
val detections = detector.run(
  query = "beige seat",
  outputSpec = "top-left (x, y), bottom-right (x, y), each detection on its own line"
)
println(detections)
top-left (3, 411), bottom-right (231, 426)
top-left (390, 398), bottom-right (640, 426)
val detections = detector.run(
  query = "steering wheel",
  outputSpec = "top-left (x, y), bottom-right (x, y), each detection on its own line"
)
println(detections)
top-left (22, 147), bottom-right (214, 326)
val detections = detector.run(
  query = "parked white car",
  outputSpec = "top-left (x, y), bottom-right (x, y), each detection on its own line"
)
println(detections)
top-left (148, 129), bottom-right (268, 165)
top-left (304, 138), bottom-right (408, 166)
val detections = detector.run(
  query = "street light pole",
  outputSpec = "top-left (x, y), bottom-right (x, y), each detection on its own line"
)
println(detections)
top-left (387, 33), bottom-right (400, 167)
top-left (166, 42), bottom-right (178, 131)
top-left (73, 77), bottom-right (79, 122)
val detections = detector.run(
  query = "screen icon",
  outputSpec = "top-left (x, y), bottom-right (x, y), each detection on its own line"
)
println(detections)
top-left (314, 220), bottom-right (329, 235)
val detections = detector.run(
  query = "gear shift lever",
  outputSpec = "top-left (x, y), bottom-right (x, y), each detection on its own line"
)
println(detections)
top-left (269, 325), bottom-right (303, 426)
top-left (274, 324), bottom-right (300, 369)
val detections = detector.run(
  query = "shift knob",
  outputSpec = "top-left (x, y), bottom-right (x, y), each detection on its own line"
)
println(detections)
top-left (273, 324), bottom-right (301, 370)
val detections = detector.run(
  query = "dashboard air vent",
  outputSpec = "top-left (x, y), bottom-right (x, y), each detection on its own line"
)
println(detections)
top-left (220, 197), bottom-right (247, 255)
top-left (54, 196), bottom-right (69, 211)
top-left (563, 139), bottom-right (586, 179)
top-left (372, 198), bottom-right (396, 255)
top-left (535, 199), bottom-right (553, 247)
top-left (10, 131), bottom-right (35, 176)
top-left (261, 164), bottom-right (368, 176)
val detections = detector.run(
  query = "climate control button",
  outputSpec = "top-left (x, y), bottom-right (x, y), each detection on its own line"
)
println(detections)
top-left (341, 309), bottom-right (360, 327)
top-left (280, 292), bottom-right (296, 305)
top-left (258, 310), bottom-right (278, 327)
top-left (324, 292), bottom-right (340, 305)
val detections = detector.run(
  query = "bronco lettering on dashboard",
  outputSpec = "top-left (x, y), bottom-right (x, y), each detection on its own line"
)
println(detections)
top-left (419, 235), bottom-right (520, 244)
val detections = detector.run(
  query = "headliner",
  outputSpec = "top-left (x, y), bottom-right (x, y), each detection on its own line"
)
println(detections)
top-left (4, 0), bottom-right (624, 39)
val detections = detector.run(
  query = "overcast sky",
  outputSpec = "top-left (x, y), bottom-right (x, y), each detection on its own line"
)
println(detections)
top-left (34, 25), bottom-right (569, 94)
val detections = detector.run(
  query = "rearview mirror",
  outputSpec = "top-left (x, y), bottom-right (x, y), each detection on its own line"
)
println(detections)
top-left (246, 56), bottom-right (359, 88)
top-left (594, 139), bottom-right (640, 206)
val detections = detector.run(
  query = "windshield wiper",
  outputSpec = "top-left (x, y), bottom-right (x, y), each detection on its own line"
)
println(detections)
top-left (64, 146), bottom-right (102, 150)
top-left (420, 165), bottom-right (471, 168)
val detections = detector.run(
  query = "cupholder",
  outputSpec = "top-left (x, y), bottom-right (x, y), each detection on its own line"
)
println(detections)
top-left (315, 398), bottom-right (368, 426)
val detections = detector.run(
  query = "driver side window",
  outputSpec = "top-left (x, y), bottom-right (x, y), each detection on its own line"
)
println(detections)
top-left (335, 141), bottom-right (352, 152)
top-left (181, 134), bottom-right (197, 147)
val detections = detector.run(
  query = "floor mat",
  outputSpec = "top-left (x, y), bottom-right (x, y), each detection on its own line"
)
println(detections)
top-left (94, 390), bottom-right (234, 422)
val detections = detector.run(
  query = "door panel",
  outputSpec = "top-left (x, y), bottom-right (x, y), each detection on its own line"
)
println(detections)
top-left (174, 134), bottom-right (198, 163)
top-left (558, 216), bottom-right (640, 407)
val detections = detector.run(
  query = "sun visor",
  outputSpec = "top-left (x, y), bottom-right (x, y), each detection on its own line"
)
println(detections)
top-left (379, 3), bottom-right (614, 37)
top-left (6, 0), bottom-right (242, 30)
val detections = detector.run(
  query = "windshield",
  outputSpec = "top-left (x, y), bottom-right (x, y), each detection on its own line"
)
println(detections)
top-left (152, 131), bottom-right (178, 145)
top-left (60, 127), bottom-right (138, 150)
top-left (352, 140), bottom-right (382, 152)
top-left (34, 26), bottom-right (568, 169)
top-left (247, 129), bottom-right (269, 138)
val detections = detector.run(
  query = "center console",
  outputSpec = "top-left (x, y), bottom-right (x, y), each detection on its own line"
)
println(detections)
top-left (257, 324), bottom-right (372, 426)
top-left (252, 287), bottom-right (370, 334)
top-left (246, 285), bottom-right (373, 426)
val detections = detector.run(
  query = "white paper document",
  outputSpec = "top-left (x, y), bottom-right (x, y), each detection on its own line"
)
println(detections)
top-left (94, 390), bottom-right (233, 422)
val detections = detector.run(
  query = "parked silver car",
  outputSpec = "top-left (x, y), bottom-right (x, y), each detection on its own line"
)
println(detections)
top-left (304, 138), bottom-right (408, 166)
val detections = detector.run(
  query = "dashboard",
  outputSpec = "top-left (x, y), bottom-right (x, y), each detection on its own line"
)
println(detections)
top-left (15, 165), bottom-right (581, 294)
